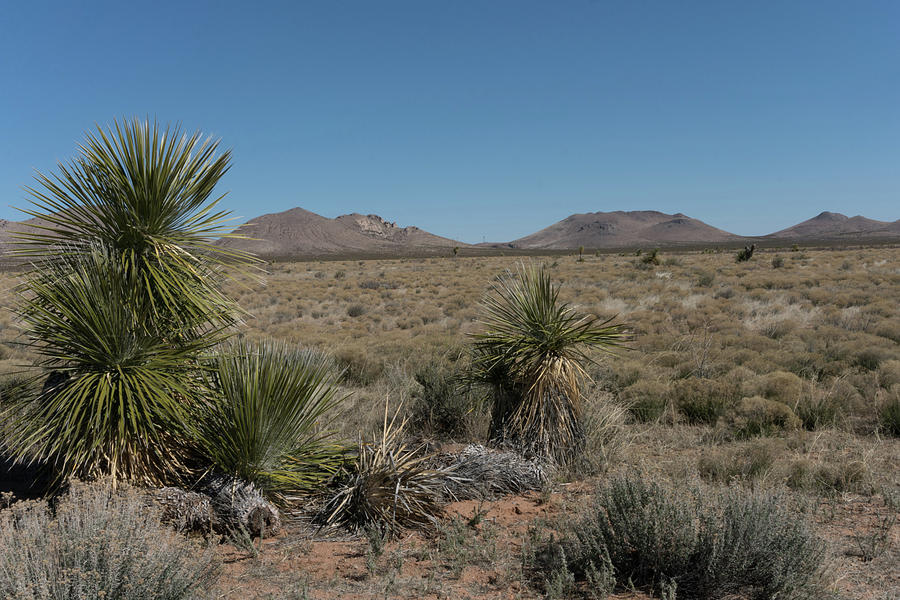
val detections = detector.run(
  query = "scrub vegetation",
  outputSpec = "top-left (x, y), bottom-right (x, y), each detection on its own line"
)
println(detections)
top-left (0, 119), bottom-right (897, 599)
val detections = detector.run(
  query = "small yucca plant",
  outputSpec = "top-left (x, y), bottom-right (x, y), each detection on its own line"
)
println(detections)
top-left (472, 263), bottom-right (627, 464)
top-left (319, 404), bottom-right (450, 536)
top-left (195, 340), bottom-right (347, 503)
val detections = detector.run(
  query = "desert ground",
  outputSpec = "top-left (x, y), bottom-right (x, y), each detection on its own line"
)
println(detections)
top-left (1, 244), bottom-right (898, 599)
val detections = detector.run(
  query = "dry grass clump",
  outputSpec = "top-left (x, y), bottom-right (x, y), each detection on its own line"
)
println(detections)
top-left (319, 405), bottom-right (452, 536)
top-left (0, 481), bottom-right (219, 599)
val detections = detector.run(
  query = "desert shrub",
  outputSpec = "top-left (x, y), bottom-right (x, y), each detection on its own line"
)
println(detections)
top-left (409, 360), bottom-right (482, 440)
top-left (855, 348), bottom-right (883, 371)
top-left (195, 340), bottom-right (346, 501)
top-left (698, 441), bottom-right (780, 484)
top-left (793, 388), bottom-right (842, 430)
top-left (0, 481), bottom-right (219, 599)
top-left (620, 380), bottom-right (669, 423)
top-left (694, 270), bottom-right (715, 287)
top-left (772, 256), bottom-right (785, 268)
top-left (727, 396), bottom-right (801, 437)
top-left (879, 387), bottom-right (900, 436)
top-left (346, 303), bottom-right (366, 317)
top-left (533, 475), bottom-right (825, 599)
top-left (714, 286), bottom-right (734, 299)
top-left (670, 377), bottom-right (738, 425)
top-left (877, 360), bottom-right (900, 389)
top-left (0, 376), bottom-right (30, 408)
top-left (744, 370), bottom-right (803, 405)
top-left (873, 318), bottom-right (900, 343)
top-left (787, 458), bottom-right (873, 495)
top-left (334, 346), bottom-right (385, 386)
top-left (319, 405), bottom-right (450, 536)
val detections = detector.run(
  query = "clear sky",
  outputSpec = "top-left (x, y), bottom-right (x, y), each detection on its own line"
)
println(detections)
top-left (1, 1), bottom-right (897, 243)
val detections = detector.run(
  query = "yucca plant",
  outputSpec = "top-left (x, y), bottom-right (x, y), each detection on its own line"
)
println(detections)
top-left (2, 247), bottom-right (206, 485)
top-left (2, 118), bottom-right (258, 486)
top-left (195, 341), bottom-right (346, 503)
top-left (13, 117), bottom-right (256, 332)
top-left (472, 263), bottom-right (627, 464)
top-left (319, 404), bottom-right (451, 536)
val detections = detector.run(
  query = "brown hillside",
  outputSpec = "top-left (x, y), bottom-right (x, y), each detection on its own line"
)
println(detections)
top-left (506, 210), bottom-right (742, 249)
top-left (217, 207), bottom-right (466, 258)
top-left (766, 211), bottom-right (900, 239)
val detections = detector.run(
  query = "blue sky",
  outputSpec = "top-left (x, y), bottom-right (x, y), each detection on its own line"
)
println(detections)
top-left (1, 1), bottom-right (897, 243)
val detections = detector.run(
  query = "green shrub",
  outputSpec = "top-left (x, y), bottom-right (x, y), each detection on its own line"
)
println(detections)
top-left (533, 475), bottom-right (825, 599)
top-left (0, 481), bottom-right (219, 599)
top-left (620, 380), bottom-right (669, 423)
top-left (640, 248), bottom-right (660, 266)
top-left (671, 378), bottom-right (738, 425)
top-left (727, 396), bottom-right (801, 437)
top-left (409, 360), bottom-right (482, 440)
top-left (735, 244), bottom-right (756, 262)
top-left (346, 304), bottom-right (366, 317)
top-left (772, 256), bottom-right (785, 268)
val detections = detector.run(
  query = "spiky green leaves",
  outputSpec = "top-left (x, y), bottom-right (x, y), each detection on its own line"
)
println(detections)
top-left (195, 341), bottom-right (346, 502)
top-left (2, 248), bottom-right (206, 484)
top-left (14, 117), bottom-right (258, 333)
top-left (472, 263), bottom-right (627, 463)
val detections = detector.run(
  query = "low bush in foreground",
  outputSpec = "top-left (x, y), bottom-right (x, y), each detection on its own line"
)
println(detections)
top-left (0, 481), bottom-right (219, 599)
top-left (532, 475), bottom-right (826, 599)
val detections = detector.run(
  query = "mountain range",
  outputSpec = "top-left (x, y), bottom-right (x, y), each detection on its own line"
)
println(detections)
top-left (1, 208), bottom-right (898, 260)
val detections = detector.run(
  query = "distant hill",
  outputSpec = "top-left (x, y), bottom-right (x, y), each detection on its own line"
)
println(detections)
top-left (216, 207), bottom-right (466, 258)
top-left (0, 217), bottom-right (46, 261)
top-left (2, 207), bottom-right (898, 261)
top-left (766, 211), bottom-right (900, 239)
top-left (499, 210), bottom-right (743, 249)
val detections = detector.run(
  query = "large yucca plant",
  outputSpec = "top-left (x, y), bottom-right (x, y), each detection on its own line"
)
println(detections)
top-left (195, 341), bottom-right (346, 503)
top-left (2, 118), bottom-right (257, 486)
top-left (472, 263), bottom-right (627, 463)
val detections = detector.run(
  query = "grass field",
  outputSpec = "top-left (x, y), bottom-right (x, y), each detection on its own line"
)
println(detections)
top-left (1, 244), bottom-right (898, 599)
